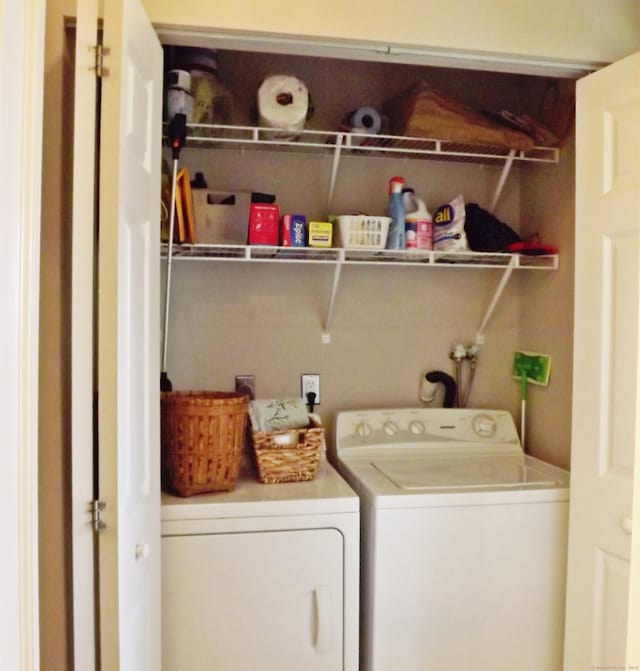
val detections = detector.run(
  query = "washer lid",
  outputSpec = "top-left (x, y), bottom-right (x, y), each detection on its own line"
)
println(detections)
top-left (371, 454), bottom-right (562, 490)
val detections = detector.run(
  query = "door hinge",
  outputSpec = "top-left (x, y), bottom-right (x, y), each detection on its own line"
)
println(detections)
top-left (92, 500), bottom-right (107, 532)
top-left (91, 45), bottom-right (110, 78)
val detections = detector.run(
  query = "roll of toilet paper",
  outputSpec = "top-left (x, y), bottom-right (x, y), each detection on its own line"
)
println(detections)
top-left (258, 75), bottom-right (309, 140)
top-left (350, 106), bottom-right (382, 134)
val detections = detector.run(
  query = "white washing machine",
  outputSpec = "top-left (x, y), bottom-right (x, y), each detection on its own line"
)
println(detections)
top-left (161, 458), bottom-right (359, 671)
top-left (333, 407), bottom-right (570, 671)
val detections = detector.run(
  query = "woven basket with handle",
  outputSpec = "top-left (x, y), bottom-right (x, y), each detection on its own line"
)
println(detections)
top-left (161, 390), bottom-right (249, 497)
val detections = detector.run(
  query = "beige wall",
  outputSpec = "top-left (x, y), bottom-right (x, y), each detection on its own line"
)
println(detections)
top-left (169, 147), bottom-right (525, 431)
top-left (144, 0), bottom-right (640, 66)
top-left (40, 2), bottom-right (74, 670)
top-left (39, 1), bottom-right (638, 669)
top-left (519, 133), bottom-right (576, 470)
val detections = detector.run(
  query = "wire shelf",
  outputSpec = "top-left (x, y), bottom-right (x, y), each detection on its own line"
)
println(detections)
top-left (161, 243), bottom-right (559, 270)
top-left (164, 123), bottom-right (560, 166)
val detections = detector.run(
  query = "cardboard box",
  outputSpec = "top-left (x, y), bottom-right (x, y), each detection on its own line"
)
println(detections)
top-left (308, 221), bottom-right (333, 247)
top-left (281, 214), bottom-right (307, 247)
top-left (192, 190), bottom-right (251, 244)
top-left (248, 204), bottom-right (280, 245)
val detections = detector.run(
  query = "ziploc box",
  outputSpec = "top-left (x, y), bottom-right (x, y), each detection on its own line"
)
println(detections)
top-left (281, 214), bottom-right (307, 247)
top-left (308, 221), bottom-right (333, 247)
top-left (248, 203), bottom-right (280, 245)
top-left (192, 190), bottom-right (251, 244)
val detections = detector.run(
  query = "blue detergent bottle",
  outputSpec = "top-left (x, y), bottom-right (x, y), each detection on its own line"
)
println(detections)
top-left (386, 176), bottom-right (406, 249)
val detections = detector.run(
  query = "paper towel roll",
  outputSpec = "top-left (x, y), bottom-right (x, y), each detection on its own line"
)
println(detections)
top-left (350, 106), bottom-right (382, 134)
top-left (258, 75), bottom-right (309, 140)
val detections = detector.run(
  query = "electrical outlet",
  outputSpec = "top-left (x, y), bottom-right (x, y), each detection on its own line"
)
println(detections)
top-left (235, 374), bottom-right (256, 399)
top-left (301, 373), bottom-right (320, 405)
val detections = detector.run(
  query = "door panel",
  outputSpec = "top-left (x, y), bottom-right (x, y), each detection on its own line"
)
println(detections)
top-left (564, 50), bottom-right (640, 670)
top-left (162, 529), bottom-right (344, 671)
top-left (98, 1), bottom-right (162, 669)
top-left (71, 1), bottom-right (99, 669)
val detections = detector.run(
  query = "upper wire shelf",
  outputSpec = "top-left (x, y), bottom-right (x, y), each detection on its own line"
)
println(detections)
top-left (164, 123), bottom-right (560, 166)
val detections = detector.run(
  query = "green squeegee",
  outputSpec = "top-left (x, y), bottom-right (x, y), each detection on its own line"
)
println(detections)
top-left (512, 351), bottom-right (551, 451)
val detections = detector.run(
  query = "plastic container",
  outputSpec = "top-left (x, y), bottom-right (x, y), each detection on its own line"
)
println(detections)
top-left (177, 47), bottom-right (233, 125)
top-left (386, 176), bottom-right (405, 249)
top-left (402, 188), bottom-right (433, 250)
top-left (336, 215), bottom-right (391, 249)
top-left (166, 69), bottom-right (193, 122)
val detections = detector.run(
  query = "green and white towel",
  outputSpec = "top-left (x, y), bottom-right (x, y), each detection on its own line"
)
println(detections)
top-left (250, 398), bottom-right (310, 432)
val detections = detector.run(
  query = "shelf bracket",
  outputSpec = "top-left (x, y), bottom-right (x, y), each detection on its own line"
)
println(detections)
top-left (490, 148), bottom-right (517, 212)
top-left (322, 251), bottom-right (345, 343)
top-left (325, 133), bottom-right (345, 216)
top-left (475, 255), bottom-right (517, 345)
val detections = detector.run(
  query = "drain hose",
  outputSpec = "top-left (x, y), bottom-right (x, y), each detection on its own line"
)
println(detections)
top-left (425, 371), bottom-right (457, 408)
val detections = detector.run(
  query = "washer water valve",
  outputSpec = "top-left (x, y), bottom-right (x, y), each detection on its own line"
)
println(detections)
top-left (422, 344), bottom-right (481, 408)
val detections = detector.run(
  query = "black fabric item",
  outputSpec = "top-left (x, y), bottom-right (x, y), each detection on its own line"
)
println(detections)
top-left (464, 203), bottom-right (522, 252)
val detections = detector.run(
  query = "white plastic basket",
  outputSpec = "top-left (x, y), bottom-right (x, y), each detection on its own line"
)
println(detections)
top-left (336, 215), bottom-right (391, 250)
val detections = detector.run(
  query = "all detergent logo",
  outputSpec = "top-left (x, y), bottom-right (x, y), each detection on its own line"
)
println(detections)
top-left (432, 195), bottom-right (467, 249)
top-left (434, 202), bottom-right (456, 226)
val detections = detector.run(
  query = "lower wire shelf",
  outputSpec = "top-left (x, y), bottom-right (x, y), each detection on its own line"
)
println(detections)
top-left (161, 243), bottom-right (558, 270)
top-left (160, 243), bottom-right (559, 344)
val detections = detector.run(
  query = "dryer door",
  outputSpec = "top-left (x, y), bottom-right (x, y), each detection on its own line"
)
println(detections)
top-left (162, 528), bottom-right (344, 670)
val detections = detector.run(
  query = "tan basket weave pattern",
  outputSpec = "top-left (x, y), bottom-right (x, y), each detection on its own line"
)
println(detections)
top-left (251, 417), bottom-right (324, 484)
top-left (161, 391), bottom-right (249, 497)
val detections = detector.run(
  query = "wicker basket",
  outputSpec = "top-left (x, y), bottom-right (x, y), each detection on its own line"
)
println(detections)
top-left (161, 391), bottom-right (249, 497)
top-left (250, 409), bottom-right (324, 484)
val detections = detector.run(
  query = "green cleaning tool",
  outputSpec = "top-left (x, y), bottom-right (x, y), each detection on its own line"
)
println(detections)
top-left (512, 351), bottom-right (551, 451)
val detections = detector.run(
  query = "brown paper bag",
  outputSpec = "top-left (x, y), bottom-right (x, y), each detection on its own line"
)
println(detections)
top-left (384, 81), bottom-right (535, 151)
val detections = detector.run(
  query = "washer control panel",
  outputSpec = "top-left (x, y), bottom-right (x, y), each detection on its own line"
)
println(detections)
top-left (335, 408), bottom-right (521, 453)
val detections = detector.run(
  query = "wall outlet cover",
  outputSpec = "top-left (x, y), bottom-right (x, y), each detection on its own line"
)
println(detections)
top-left (235, 374), bottom-right (256, 399)
top-left (301, 373), bottom-right (320, 405)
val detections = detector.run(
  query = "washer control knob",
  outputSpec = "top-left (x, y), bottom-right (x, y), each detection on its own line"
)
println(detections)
top-left (409, 420), bottom-right (425, 435)
top-left (473, 414), bottom-right (497, 438)
top-left (383, 421), bottom-right (399, 436)
top-left (355, 422), bottom-right (372, 438)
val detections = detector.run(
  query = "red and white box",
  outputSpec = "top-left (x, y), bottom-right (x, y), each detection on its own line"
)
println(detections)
top-left (248, 204), bottom-right (279, 245)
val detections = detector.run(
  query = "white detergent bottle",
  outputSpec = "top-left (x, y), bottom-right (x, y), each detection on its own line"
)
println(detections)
top-left (402, 188), bottom-right (433, 250)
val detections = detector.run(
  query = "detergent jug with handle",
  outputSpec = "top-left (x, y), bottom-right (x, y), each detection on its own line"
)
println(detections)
top-left (402, 188), bottom-right (432, 250)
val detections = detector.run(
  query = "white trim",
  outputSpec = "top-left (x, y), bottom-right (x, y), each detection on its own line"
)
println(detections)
top-left (156, 25), bottom-right (604, 77)
top-left (0, 0), bottom-right (44, 669)
top-left (71, 1), bottom-right (99, 669)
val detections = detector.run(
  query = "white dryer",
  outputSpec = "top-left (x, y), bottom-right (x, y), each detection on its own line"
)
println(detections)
top-left (334, 407), bottom-right (569, 671)
top-left (161, 458), bottom-right (359, 671)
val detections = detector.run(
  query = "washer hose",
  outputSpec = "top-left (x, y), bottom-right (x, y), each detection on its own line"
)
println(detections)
top-left (425, 371), bottom-right (457, 408)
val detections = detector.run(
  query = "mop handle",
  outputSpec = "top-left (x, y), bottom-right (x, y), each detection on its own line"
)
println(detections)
top-left (161, 157), bottom-right (178, 372)
top-left (520, 375), bottom-right (528, 451)
top-left (161, 114), bottom-right (187, 375)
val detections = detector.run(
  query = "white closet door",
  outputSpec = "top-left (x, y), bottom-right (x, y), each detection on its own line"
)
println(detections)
top-left (564, 50), bottom-right (640, 670)
top-left (162, 529), bottom-right (344, 671)
top-left (97, 1), bottom-right (162, 669)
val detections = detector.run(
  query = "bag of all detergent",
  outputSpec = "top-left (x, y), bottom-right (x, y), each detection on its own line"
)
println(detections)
top-left (433, 194), bottom-right (468, 251)
top-left (464, 203), bottom-right (522, 252)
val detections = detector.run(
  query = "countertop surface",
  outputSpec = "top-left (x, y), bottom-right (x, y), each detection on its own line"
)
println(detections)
top-left (161, 455), bottom-right (359, 521)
